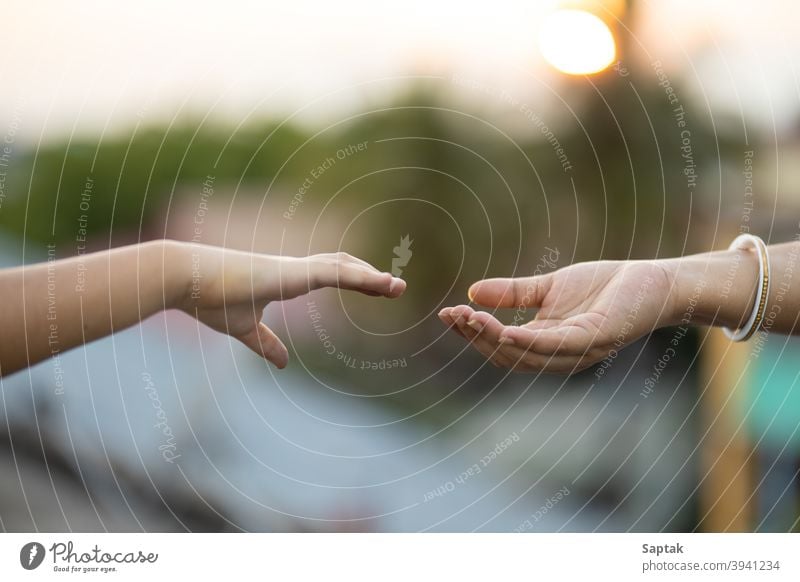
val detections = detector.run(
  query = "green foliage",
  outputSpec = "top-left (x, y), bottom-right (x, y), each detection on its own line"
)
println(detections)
top-left (0, 75), bottom-right (741, 405)
top-left (0, 121), bottom-right (313, 243)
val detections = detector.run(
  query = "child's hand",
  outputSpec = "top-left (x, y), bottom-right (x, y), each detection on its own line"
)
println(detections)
top-left (177, 244), bottom-right (406, 368)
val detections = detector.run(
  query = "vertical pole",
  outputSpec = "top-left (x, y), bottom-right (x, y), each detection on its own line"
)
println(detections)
top-left (697, 326), bottom-right (755, 531)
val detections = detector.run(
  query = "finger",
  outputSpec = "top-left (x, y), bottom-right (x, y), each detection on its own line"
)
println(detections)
top-left (484, 330), bottom-right (606, 373)
top-left (464, 312), bottom-right (608, 372)
top-left (499, 323), bottom-right (595, 356)
top-left (304, 260), bottom-right (407, 298)
top-left (450, 304), bottom-right (480, 338)
top-left (440, 305), bottom-right (511, 367)
top-left (504, 344), bottom-right (606, 374)
top-left (449, 305), bottom-right (476, 337)
top-left (236, 322), bottom-right (289, 369)
top-left (468, 275), bottom-right (551, 309)
top-left (438, 307), bottom-right (468, 339)
top-left (317, 252), bottom-right (380, 273)
top-left (451, 307), bottom-right (513, 367)
top-left (463, 311), bottom-right (515, 368)
top-left (464, 310), bottom-right (573, 370)
top-left (466, 310), bottom-right (506, 339)
top-left (451, 307), bottom-right (603, 372)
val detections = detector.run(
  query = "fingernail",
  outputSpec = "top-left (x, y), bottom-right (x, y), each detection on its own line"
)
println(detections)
top-left (466, 319), bottom-right (482, 331)
top-left (499, 336), bottom-right (516, 346)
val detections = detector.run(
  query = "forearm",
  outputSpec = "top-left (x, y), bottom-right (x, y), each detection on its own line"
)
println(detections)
top-left (662, 240), bottom-right (800, 334)
top-left (0, 240), bottom-right (187, 376)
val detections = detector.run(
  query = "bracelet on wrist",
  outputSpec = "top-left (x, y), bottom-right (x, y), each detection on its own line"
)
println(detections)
top-left (722, 233), bottom-right (770, 342)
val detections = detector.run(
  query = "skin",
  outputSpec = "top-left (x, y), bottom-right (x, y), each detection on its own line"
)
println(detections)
top-left (0, 240), bottom-right (406, 376)
top-left (439, 241), bottom-right (800, 374)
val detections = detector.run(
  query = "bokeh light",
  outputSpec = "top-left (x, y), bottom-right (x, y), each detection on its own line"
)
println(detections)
top-left (538, 9), bottom-right (616, 75)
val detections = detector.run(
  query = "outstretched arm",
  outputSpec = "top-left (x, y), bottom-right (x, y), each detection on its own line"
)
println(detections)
top-left (439, 241), bottom-right (800, 374)
top-left (0, 240), bottom-right (405, 376)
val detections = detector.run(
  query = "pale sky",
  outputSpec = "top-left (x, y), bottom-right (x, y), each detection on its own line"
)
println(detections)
top-left (2, 0), bottom-right (800, 143)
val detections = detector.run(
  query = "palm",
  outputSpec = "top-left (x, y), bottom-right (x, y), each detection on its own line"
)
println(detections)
top-left (533, 261), bottom-right (670, 349)
top-left (195, 302), bottom-right (265, 339)
top-left (439, 260), bottom-right (673, 373)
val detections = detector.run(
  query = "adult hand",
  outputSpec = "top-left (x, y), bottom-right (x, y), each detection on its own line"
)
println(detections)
top-left (439, 260), bottom-right (676, 374)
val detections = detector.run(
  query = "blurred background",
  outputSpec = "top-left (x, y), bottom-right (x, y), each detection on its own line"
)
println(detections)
top-left (1, 0), bottom-right (799, 532)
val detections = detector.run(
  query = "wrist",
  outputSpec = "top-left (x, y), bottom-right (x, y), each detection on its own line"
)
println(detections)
top-left (660, 248), bottom-right (759, 330)
top-left (155, 239), bottom-right (191, 310)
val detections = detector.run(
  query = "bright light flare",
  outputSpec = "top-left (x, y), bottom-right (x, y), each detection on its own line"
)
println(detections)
top-left (538, 9), bottom-right (617, 75)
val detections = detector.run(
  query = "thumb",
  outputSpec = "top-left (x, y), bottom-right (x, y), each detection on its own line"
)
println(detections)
top-left (236, 322), bottom-right (289, 369)
top-left (468, 275), bottom-right (551, 309)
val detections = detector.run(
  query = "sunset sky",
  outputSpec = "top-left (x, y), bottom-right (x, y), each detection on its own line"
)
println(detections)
top-left (2, 0), bottom-right (799, 141)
